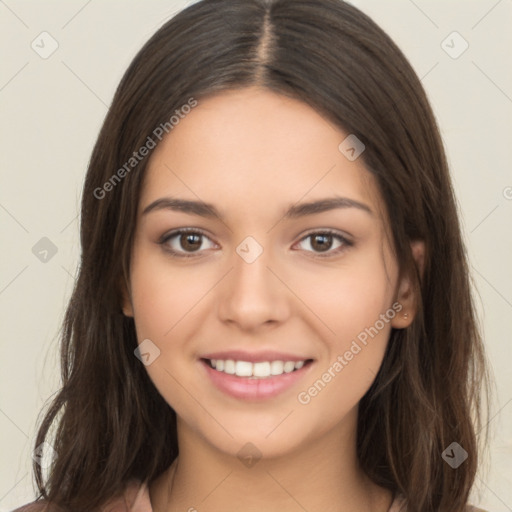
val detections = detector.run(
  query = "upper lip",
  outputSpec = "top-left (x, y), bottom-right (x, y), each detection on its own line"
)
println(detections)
top-left (200, 350), bottom-right (313, 363)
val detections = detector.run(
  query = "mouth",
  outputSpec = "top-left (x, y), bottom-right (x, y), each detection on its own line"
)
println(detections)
top-left (199, 357), bottom-right (315, 400)
top-left (201, 358), bottom-right (314, 378)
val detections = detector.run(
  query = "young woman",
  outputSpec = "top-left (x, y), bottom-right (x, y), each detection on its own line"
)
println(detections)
top-left (13, 0), bottom-right (492, 511)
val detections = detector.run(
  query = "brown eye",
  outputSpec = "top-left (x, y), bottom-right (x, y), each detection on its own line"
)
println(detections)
top-left (179, 233), bottom-right (203, 252)
top-left (310, 233), bottom-right (334, 252)
top-left (159, 229), bottom-right (216, 257)
top-left (296, 230), bottom-right (353, 257)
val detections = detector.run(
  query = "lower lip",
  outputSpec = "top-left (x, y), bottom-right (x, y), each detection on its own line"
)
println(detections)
top-left (200, 359), bottom-right (314, 400)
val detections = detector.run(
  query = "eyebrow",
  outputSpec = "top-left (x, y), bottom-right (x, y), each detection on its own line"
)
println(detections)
top-left (142, 195), bottom-right (373, 219)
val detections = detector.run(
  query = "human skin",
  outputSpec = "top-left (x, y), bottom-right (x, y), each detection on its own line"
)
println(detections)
top-left (122, 86), bottom-right (424, 512)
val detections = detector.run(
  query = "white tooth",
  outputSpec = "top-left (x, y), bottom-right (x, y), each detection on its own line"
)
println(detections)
top-left (224, 359), bottom-right (235, 374)
top-left (270, 361), bottom-right (284, 375)
top-left (235, 360), bottom-right (253, 377)
top-left (283, 361), bottom-right (295, 373)
top-left (253, 362), bottom-right (271, 377)
top-left (213, 359), bottom-right (305, 377)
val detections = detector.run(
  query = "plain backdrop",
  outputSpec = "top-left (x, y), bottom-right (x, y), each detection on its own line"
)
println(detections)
top-left (1, 0), bottom-right (511, 510)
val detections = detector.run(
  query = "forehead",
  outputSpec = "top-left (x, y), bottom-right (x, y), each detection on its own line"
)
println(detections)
top-left (140, 87), bottom-right (383, 220)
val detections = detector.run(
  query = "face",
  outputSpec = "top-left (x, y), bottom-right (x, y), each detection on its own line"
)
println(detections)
top-left (122, 87), bottom-right (418, 459)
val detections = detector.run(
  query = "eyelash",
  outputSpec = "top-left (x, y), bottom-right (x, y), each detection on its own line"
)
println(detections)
top-left (157, 227), bottom-right (353, 259)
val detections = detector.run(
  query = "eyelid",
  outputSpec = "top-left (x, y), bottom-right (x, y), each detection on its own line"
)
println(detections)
top-left (158, 227), bottom-right (353, 258)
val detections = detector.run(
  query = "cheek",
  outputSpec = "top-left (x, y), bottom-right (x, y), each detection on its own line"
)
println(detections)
top-left (129, 247), bottom-right (207, 341)
top-left (298, 280), bottom-right (394, 420)
top-left (303, 255), bottom-right (396, 407)
top-left (128, 250), bottom-right (206, 413)
top-left (296, 251), bottom-right (396, 404)
top-left (301, 255), bottom-right (395, 343)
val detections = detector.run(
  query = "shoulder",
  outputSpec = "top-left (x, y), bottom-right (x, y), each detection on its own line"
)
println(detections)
top-left (11, 503), bottom-right (59, 512)
top-left (10, 480), bottom-right (152, 512)
top-left (389, 494), bottom-right (490, 512)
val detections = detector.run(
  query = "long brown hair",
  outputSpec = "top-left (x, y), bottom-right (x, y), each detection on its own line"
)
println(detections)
top-left (30, 1), bottom-right (492, 511)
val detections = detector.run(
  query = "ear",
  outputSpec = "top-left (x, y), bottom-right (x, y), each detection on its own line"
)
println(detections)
top-left (390, 240), bottom-right (425, 329)
top-left (120, 277), bottom-right (134, 317)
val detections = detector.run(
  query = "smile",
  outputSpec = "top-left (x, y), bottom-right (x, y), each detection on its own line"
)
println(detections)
top-left (205, 358), bottom-right (310, 378)
top-left (200, 358), bottom-right (315, 400)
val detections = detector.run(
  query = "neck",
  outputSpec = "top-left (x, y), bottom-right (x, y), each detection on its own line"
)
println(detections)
top-left (150, 407), bottom-right (393, 512)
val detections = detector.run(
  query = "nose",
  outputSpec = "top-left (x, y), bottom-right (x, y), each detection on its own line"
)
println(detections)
top-left (217, 239), bottom-right (290, 332)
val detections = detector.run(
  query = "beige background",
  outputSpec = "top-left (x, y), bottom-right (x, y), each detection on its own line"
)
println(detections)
top-left (1, 0), bottom-right (511, 510)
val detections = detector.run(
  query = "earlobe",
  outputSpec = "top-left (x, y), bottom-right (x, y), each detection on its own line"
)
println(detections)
top-left (390, 278), bottom-right (415, 329)
top-left (120, 278), bottom-right (134, 317)
top-left (390, 240), bottom-right (425, 329)
top-left (122, 302), bottom-right (134, 318)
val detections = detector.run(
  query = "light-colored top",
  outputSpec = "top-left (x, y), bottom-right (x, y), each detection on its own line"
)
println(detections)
top-left (12, 479), bottom-right (488, 512)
